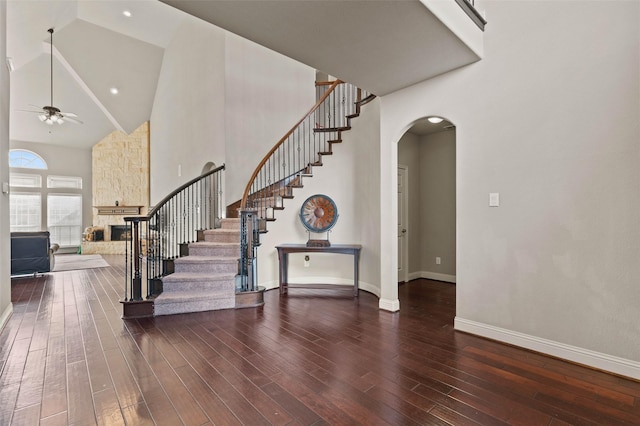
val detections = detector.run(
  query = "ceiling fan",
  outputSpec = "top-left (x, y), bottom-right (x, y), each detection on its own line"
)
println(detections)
top-left (26, 28), bottom-right (83, 125)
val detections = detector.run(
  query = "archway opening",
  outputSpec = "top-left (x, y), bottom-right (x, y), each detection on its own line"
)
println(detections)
top-left (397, 116), bottom-right (456, 287)
top-left (201, 161), bottom-right (217, 175)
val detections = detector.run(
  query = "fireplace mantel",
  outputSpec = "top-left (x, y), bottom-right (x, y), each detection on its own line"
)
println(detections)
top-left (95, 206), bottom-right (142, 215)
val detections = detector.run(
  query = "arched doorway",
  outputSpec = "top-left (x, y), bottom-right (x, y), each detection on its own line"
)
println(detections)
top-left (397, 116), bottom-right (456, 287)
top-left (201, 161), bottom-right (222, 226)
top-left (201, 161), bottom-right (217, 175)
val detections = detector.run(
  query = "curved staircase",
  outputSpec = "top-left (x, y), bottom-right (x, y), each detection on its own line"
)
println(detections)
top-left (121, 81), bottom-right (374, 318)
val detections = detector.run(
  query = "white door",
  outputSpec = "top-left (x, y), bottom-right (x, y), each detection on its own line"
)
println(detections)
top-left (398, 166), bottom-right (408, 282)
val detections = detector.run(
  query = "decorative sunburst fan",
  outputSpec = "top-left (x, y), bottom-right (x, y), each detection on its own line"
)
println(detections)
top-left (299, 194), bottom-right (338, 233)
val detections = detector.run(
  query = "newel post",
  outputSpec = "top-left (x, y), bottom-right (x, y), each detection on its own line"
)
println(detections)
top-left (121, 216), bottom-right (153, 319)
top-left (130, 218), bottom-right (142, 301)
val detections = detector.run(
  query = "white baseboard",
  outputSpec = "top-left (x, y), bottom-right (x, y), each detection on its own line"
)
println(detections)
top-left (259, 277), bottom-right (380, 297)
top-left (407, 271), bottom-right (456, 283)
top-left (0, 303), bottom-right (13, 334)
top-left (379, 298), bottom-right (400, 312)
top-left (455, 317), bottom-right (640, 381)
top-left (260, 280), bottom-right (279, 291)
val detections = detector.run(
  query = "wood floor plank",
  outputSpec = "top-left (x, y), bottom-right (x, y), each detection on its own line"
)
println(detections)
top-left (121, 402), bottom-right (154, 426)
top-left (463, 344), bottom-right (638, 408)
top-left (38, 411), bottom-right (68, 426)
top-left (135, 374), bottom-right (184, 426)
top-left (11, 403), bottom-right (41, 426)
top-left (0, 382), bottom-right (20, 426)
top-left (3, 261), bottom-right (640, 425)
top-left (14, 348), bottom-right (46, 410)
top-left (260, 381), bottom-right (323, 425)
top-left (40, 352), bottom-right (67, 419)
top-left (130, 331), bottom-right (209, 426)
top-left (66, 360), bottom-right (96, 425)
top-left (189, 327), bottom-right (294, 425)
top-left (102, 348), bottom-right (145, 409)
top-left (93, 388), bottom-right (125, 426)
top-left (169, 328), bottom-right (272, 425)
top-left (173, 364), bottom-right (243, 426)
top-left (154, 368), bottom-right (210, 426)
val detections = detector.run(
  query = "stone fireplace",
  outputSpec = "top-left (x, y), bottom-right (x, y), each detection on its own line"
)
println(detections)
top-left (81, 122), bottom-right (150, 255)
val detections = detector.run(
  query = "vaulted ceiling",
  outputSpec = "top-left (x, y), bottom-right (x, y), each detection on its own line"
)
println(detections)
top-left (7, 0), bottom-right (185, 149)
top-left (7, 0), bottom-right (482, 150)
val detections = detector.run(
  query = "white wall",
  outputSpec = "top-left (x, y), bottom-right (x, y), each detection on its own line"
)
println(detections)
top-left (150, 18), bottom-right (315, 207)
top-left (419, 130), bottom-right (456, 279)
top-left (224, 33), bottom-right (315, 203)
top-left (381, 1), bottom-right (640, 377)
top-left (150, 17), bottom-right (227, 205)
top-left (257, 98), bottom-right (381, 295)
top-left (0, 0), bottom-right (13, 331)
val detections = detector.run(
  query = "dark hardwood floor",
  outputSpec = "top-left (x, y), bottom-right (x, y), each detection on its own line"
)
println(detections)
top-left (1, 255), bottom-right (639, 425)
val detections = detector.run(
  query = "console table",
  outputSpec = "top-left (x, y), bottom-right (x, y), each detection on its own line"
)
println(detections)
top-left (276, 244), bottom-right (362, 297)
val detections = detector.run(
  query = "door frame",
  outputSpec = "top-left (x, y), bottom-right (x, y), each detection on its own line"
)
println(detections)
top-left (398, 164), bottom-right (409, 283)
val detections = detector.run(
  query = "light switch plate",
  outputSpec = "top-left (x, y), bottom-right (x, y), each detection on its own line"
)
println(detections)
top-left (489, 192), bottom-right (500, 207)
top-left (2, 182), bottom-right (8, 194)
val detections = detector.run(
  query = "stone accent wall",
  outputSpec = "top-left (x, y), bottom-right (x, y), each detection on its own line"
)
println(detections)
top-left (82, 122), bottom-right (150, 255)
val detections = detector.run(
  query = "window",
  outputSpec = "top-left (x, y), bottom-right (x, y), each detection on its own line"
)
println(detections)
top-left (9, 149), bottom-right (47, 169)
top-left (47, 175), bottom-right (83, 189)
top-left (10, 193), bottom-right (42, 232)
top-left (47, 194), bottom-right (83, 246)
top-left (10, 173), bottom-right (42, 188)
top-left (9, 149), bottom-right (84, 247)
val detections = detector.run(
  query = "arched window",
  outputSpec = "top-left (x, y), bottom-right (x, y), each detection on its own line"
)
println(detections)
top-left (9, 149), bottom-right (48, 169)
top-left (9, 148), bottom-right (83, 246)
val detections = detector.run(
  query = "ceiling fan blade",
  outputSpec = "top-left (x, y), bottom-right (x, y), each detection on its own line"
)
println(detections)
top-left (15, 109), bottom-right (43, 114)
top-left (61, 115), bottom-right (83, 124)
top-left (59, 111), bottom-right (78, 118)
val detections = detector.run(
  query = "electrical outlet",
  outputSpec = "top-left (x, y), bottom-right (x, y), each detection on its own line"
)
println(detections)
top-left (436, 257), bottom-right (441, 265)
top-left (304, 255), bottom-right (310, 267)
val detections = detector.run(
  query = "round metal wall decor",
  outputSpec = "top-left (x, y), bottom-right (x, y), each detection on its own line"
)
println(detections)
top-left (299, 194), bottom-right (338, 233)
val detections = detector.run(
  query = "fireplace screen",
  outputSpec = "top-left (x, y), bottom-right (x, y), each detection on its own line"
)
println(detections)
top-left (111, 225), bottom-right (131, 241)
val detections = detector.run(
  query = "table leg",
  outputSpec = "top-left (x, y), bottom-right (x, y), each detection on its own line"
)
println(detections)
top-left (281, 252), bottom-right (289, 295)
top-left (353, 250), bottom-right (359, 297)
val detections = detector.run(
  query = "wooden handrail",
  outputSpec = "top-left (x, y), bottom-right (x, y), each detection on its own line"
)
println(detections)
top-left (240, 80), bottom-right (343, 208)
top-left (148, 164), bottom-right (225, 217)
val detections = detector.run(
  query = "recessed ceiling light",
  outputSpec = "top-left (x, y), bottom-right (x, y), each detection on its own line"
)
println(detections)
top-left (122, 10), bottom-right (132, 18)
top-left (427, 116), bottom-right (444, 124)
top-left (110, 87), bottom-right (119, 95)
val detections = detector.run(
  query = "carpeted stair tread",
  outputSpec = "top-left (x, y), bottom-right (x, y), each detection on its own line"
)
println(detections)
top-left (190, 241), bottom-right (240, 247)
top-left (202, 228), bottom-right (240, 243)
top-left (162, 272), bottom-right (236, 282)
top-left (219, 218), bottom-right (240, 229)
top-left (154, 291), bottom-right (235, 315)
top-left (203, 228), bottom-right (239, 234)
top-left (155, 289), bottom-right (233, 301)
top-left (174, 256), bottom-right (237, 263)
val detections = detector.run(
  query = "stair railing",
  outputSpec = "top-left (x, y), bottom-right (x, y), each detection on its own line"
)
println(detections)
top-left (238, 81), bottom-right (373, 290)
top-left (123, 164), bottom-right (225, 305)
